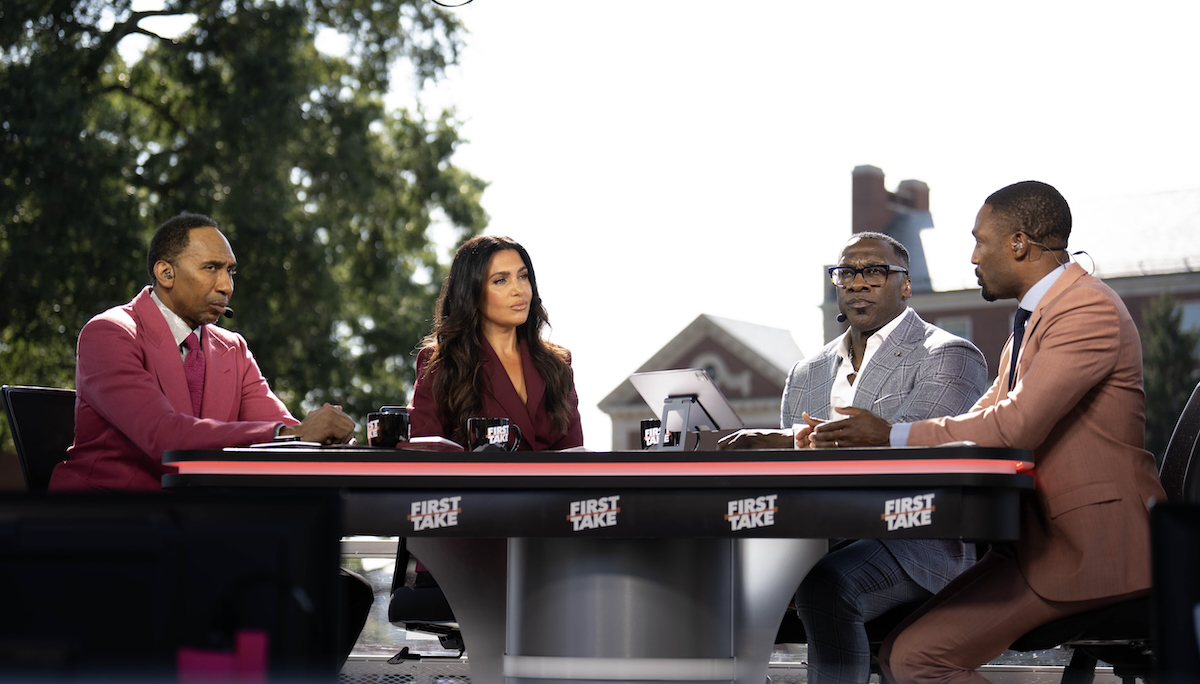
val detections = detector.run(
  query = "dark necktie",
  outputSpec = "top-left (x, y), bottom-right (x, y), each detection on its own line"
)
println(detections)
top-left (183, 331), bottom-right (206, 415)
top-left (1007, 307), bottom-right (1031, 392)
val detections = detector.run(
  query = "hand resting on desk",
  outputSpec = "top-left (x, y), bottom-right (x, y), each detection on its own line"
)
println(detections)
top-left (279, 403), bottom-right (356, 445)
top-left (716, 429), bottom-right (794, 450)
top-left (716, 412), bottom-right (831, 450)
top-left (807, 406), bottom-right (892, 448)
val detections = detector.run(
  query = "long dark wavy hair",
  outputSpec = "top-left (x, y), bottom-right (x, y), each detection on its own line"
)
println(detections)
top-left (418, 235), bottom-right (574, 445)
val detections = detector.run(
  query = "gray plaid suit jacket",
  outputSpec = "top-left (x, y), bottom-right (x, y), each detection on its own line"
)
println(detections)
top-left (780, 307), bottom-right (988, 593)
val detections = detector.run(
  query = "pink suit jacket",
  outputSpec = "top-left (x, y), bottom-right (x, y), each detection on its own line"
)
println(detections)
top-left (909, 263), bottom-right (1166, 602)
top-left (50, 286), bottom-right (298, 492)
top-left (409, 337), bottom-right (583, 451)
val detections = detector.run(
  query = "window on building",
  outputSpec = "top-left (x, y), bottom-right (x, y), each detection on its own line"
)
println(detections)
top-left (935, 315), bottom-right (973, 342)
top-left (1183, 301), bottom-right (1200, 355)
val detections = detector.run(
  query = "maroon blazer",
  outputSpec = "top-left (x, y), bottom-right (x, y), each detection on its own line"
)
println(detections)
top-left (910, 264), bottom-right (1165, 601)
top-left (50, 286), bottom-right (298, 492)
top-left (409, 337), bottom-right (583, 451)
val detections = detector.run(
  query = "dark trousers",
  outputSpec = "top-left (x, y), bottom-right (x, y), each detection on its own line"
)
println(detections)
top-left (339, 567), bottom-right (375, 665)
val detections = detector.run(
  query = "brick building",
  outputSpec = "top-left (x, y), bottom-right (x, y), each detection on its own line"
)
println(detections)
top-left (829, 166), bottom-right (1200, 378)
top-left (598, 167), bottom-right (1200, 449)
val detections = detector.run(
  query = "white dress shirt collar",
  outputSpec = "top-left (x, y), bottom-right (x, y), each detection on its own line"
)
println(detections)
top-left (1018, 263), bottom-right (1068, 313)
top-left (150, 288), bottom-right (202, 350)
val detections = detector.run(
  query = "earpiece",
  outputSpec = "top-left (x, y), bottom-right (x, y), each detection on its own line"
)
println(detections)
top-left (164, 269), bottom-right (172, 277)
top-left (1013, 242), bottom-right (1023, 250)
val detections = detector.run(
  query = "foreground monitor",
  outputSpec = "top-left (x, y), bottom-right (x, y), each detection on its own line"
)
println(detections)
top-left (0, 492), bottom-right (344, 681)
top-left (1153, 502), bottom-right (1200, 682)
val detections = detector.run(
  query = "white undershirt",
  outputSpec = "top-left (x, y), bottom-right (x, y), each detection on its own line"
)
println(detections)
top-left (828, 308), bottom-right (909, 416)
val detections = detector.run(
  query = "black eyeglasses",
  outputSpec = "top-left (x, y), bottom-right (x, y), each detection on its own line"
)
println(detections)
top-left (828, 264), bottom-right (909, 288)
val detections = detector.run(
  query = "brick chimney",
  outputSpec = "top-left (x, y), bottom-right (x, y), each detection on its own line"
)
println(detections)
top-left (852, 165), bottom-right (893, 235)
top-left (896, 179), bottom-right (930, 211)
top-left (853, 167), bottom-right (932, 235)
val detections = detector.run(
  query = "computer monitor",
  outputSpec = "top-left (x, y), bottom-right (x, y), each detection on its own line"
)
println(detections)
top-left (629, 368), bottom-right (744, 451)
top-left (0, 492), bottom-right (344, 681)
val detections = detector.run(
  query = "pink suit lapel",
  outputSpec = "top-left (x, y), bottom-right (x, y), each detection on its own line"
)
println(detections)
top-left (132, 288), bottom-right (195, 417)
top-left (200, 327), bottom-right (238, 420)
top-left (997, 262), bottom-right (1088, 402)
top-left (1024, 263), bottom-right (1086, 344)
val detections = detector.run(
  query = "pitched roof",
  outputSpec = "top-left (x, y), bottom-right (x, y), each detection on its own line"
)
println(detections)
top-left (1075, 188), bottom-right (1200, 278)
top-left (598, 314), bottom-right (803, 412)
top-left (704, 315), bottom-right (803, 376)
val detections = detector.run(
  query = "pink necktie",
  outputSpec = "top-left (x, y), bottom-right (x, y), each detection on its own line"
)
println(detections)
top-left (183, 331), bottom-right (206, 416)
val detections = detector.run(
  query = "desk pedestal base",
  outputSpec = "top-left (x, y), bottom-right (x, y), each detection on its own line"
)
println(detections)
top-left (409, 537), bottom-right (826, 684)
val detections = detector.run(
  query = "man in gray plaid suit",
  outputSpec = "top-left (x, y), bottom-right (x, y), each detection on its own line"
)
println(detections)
top-left (720, 231), bottom-right (987, 683)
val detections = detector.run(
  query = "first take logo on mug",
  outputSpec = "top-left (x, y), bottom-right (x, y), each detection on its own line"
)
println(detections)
top-left (367, 406), bottom-right (409, 448)
top-left (640, 419), bottom-right (661, 449)
top-left (467, 417), bottom-right (523, 451)
top-left (486, 424), bottom-right (508, 444)
top-left (639, 418), bottom-right (679, 449)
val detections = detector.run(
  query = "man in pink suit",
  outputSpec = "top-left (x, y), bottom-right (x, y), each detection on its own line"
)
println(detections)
top-left (807, 181), bottom-right (1166, 683)
top-left (51, 212), bottom-right (354, 491)
top-left (48, 213), bottom-right (370, 664)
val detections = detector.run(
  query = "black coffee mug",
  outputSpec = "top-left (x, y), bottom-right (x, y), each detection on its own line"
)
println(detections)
top-left (467, 417), bottom-right (522, 451)
top-left (639, 418), bottom-right (679, 449)
top-left (640, 419), bottom-right (662, 450)
top-left (367, 407), bottom-right (410, 448)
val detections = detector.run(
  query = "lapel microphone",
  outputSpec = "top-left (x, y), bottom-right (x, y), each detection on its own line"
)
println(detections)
top-left (223, 307), bottom-right (235, 318)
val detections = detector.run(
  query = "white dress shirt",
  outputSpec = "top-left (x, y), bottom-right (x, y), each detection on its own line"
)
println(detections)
top-left (150, 288), bottom-right (202, 362)
top-left (828, 307), bottom-right (909, 415)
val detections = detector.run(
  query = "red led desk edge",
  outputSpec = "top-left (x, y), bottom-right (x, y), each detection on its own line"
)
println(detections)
top-left (164, 445), bottom-right (1034, 479)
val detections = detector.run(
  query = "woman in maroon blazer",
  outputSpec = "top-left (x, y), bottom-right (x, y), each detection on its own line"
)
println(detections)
top-left (409, 235), bottom-right (583, 451)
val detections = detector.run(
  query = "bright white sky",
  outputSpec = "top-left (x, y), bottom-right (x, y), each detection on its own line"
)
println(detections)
top-left (406, 1), bottom-right (1200, 449)
top-left (127, 1), bottom-right (1200, 449)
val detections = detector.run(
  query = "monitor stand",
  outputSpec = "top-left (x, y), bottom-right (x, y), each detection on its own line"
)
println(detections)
top-left (655, 394), bottom-right (716, 451)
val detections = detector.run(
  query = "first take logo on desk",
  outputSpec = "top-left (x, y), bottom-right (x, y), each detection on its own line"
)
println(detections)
top-left (408, 496), bottom-right (462, 531)
top-left (567, 496), bottom-right (620, 531)
top-left (725, 495), bottom-right (778, 531)
top-left (882, 493), bottom-right (936, 531)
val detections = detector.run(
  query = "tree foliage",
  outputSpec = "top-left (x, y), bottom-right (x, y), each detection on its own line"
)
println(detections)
top-left (1141, 290), bottom-right (1200, 465)
top-left (1, 0), bottom-right (487, 451)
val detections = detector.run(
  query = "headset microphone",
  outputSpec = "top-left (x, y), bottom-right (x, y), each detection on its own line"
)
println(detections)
top-left (836, 313), bottom-right (848, 323)
top-left (223, 307), bottom-right (235, 319)
top-left (532, 297), bottom-right (542, 306)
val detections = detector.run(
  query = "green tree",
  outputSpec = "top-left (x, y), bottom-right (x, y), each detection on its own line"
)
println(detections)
top-left (1141, 290), bottom-right (1200, 465)
top-left (1, 0), bottom-right (487, 453)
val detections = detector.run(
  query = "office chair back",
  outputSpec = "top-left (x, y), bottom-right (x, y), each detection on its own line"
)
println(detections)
top-left (0, 385), bottom-right (77, 492)
top-left (1005, 378), bottom-right (1200, 684)
top-left (387, 539), bottom-right (464, 655)
top-left (1158, 379), bottom-right (1200, 504)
